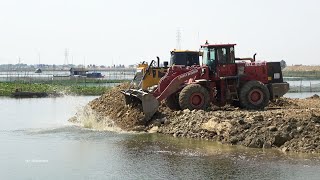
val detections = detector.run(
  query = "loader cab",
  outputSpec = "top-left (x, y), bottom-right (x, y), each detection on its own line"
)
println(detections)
top-left (201, 43), bottom-right (236, 76)
top-left (170, 50), bottom-right (200, 66)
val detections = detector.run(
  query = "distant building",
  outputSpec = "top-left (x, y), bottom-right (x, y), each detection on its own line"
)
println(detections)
top-left (70, 68), bottom-right (88, 76)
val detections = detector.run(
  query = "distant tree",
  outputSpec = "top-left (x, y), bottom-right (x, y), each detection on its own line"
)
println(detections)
top-left (280, 60), bottom-right (287, 69)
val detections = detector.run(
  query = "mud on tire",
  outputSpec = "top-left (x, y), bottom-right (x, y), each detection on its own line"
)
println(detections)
top-left (179, 84), bottom-right (210, 110)
top-left (239, 81), bottom-right (270, 110)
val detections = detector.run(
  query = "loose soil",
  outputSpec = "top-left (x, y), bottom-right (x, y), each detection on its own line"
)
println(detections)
top-left (71, 83), bottom-right (320, 153)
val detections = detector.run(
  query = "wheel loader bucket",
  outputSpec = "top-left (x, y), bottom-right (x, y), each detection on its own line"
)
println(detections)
top-left (121, 89), bottom-right (159, 121)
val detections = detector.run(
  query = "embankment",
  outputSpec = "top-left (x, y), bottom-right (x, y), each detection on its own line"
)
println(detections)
top-left (71, 83), bottom-right (320, 153)
top-left (0, 82), bottom-right (110, 96)
top-left (283, 65), bottom-right (320, 78)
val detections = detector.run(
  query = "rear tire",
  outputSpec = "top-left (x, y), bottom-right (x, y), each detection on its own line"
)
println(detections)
top-left (179, 84), bottom-right (210, 110)
top-left (239, 81), bottom-right (270, 109)
top-left (165, 93), bottom-right (181, 110)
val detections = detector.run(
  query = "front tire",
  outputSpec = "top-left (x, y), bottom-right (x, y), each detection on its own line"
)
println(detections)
top-left (239, 81), bottom-right (270, 109)
top-left (165, 93), bottom-right (180, 110)
top-left (179, 84), bottom-right (210, 110)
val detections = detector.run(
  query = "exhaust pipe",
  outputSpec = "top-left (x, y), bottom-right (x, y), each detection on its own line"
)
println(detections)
top-left (157, 56), bottom-right (160, 67)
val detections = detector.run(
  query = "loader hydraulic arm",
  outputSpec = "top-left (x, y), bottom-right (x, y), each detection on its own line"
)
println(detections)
top-left (153, 66), bottom-right (201, 102)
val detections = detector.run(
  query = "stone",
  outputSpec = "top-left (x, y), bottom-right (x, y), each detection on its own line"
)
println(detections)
top-left (243, 124), bottom-right (251, 130)
top-left (175, 111), bottom-right (182, 115)
top-left (238, 118), bottom-right (246, 125)
top-left (281, 147), bottom-right (289, 152)
top-left (148, 126), bottom-right (159, 133)
top-left (183, 109), bottom-right (191, 114)
top-left (159, 118), bottom-right (166, 124)
top-left (273, 133), bottom-right (291, 147)
top-left (248, 138), bottom-right (264, 148)
top-left (311, 115), bottom-right (320, 123)
top-left (230, 137), bottom-right (238, 144)
top-left (297, 126), bottom-right (303, 132)
top-left (268, 126), bottom-right (278, 131)
top-left (116, 112), bottom-right (122, 117)
top-left (253, 115), bottom-right (264, 121)
top-left (263, 142), bottom-right (272, 149)
top-left (150, 120), bottom-right (161, 127)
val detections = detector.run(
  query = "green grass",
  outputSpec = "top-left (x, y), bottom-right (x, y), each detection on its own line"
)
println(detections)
top-left (0, 82), bottom-right (111, 96)
top-left (14, 79), bottom-right (128, 85)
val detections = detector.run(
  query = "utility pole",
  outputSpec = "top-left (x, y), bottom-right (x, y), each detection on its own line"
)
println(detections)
top-left (17, 57), bottom-right (21, 81)
top-left (83, 56), bottom-right (86, 69)
top-left (176, 28), bottom-right (182, 50)
top-left (38, 53), bottom-right (41, 68)
top-left (64, 48), bottom-right (69, 66)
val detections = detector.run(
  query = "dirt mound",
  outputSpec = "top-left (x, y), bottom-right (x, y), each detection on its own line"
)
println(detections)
top-left (74, 83), bottom-right (320, 153)
top-left (268, 97), bottom-right (298, 108)
top-left (88, 83), bottom-right (146, 130)
top-left (156, 108), bottom-right (320, 153)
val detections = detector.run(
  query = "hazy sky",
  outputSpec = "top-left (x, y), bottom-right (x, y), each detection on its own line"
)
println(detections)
top-left (0, 0), bottom-right (319, 66)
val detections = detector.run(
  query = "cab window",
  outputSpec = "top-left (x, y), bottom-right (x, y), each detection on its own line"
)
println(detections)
top-left (217, 48), bottom-right (227, 63)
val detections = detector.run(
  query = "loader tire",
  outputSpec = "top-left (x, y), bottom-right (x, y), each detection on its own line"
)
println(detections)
top-left (165, 93), bottom-right (181, 110)
top-left (179, 84), bottom-right (210, 111)
top-left (239, 81), bottom-right (270, 110)
top-left (231, 100), bottom-right (241, 108)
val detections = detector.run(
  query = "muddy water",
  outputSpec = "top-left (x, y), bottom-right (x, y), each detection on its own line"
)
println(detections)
top-left (1, 95), bottom-right (320, 179)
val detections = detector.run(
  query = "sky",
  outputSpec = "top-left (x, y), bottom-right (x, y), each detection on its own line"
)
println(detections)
top-left (0, 0), bottom-right (319, 66)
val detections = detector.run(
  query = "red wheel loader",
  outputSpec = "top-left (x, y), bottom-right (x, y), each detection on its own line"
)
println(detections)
top-left (121, 41), bottom-right (289, 121)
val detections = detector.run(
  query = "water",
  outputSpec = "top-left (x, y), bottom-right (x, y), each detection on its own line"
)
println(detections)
top-left (286, 80), bottom-right (320, 87)
top-left (1, 96), bottom-right (320, 179)
top-left (285, 92), bottom-right (320, 98)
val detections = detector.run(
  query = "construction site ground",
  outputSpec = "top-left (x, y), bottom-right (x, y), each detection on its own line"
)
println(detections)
top-left (70, 83), bottom-right (320, 154)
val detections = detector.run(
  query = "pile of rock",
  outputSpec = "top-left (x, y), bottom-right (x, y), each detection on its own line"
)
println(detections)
top-left (153, 107), bottom-right (320, 153)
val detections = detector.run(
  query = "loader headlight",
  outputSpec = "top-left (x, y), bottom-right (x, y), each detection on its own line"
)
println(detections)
top-left (274, 73), bottom-right (280, 79)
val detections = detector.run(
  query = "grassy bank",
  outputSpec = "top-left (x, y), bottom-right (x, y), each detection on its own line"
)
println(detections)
top-left (15, 79), bottom-right (128, 85)
top-left (0, 82), bottom-right (112, 96)
top-left (283, 66), bottom-right (320, 78)
top-left (283, 71), bottom-right (320, 78)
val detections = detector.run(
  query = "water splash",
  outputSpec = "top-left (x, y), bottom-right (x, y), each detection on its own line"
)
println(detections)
top-left (70, 105), bottom-right (123, 132)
